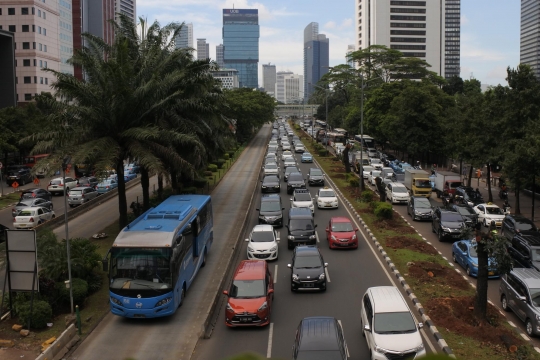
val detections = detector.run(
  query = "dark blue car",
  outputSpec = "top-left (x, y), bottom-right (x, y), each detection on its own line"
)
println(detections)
top-left (452, 239), bottom-right (499, 278)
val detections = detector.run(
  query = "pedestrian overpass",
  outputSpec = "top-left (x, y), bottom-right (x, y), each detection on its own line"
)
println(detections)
top-left (275, 104), bottom-right (319, 117)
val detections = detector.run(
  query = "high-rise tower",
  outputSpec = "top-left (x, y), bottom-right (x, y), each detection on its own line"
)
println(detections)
top-left (303, 22), bottom-right (329, 100)
top-left (521, 0), bottom-right (540, 79)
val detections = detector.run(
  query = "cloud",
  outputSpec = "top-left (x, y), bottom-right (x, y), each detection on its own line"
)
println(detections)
top-left (486, 66), bottom-right (508, 80)
top-left (461, 15), bottom-right (469, 25)
top-left (324, 21), bottom-right (336, 29)
top-left (340, 18), bottom-right (352, 28)
top-left (460, 33), bottom-right (506, 61)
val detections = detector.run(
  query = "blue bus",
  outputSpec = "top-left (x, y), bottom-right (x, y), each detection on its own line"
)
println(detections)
top-left (104, 195), bottom-right (213, 318)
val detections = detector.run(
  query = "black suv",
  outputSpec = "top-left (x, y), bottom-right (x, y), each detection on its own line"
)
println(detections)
top-left (502, 214), bottom-right (539, 241)
top-left (507, 234), bottom-right (540, 271)
top-left (308, 168), bottom-right (325, 186)
top-left (257, 194), bottom-right (284, 227)
top-left (288, 246), bottom-right (328, 292)
top-left (448, 203), bottom-right (478, 228)
top-left (287, 172), bottom-right (306, 194)
top-left (261, 175), bottom-right (280, 193)
top-left (5, 165), bottom-right (32, 186)
top-left (292, 317), bottom-right (347, 359)
top-left (286, 207), bottom-right (317, 249)
top-left (455, 186), bottom-right (484, 207)
top-left (431, 207), bottom-right (466, 242)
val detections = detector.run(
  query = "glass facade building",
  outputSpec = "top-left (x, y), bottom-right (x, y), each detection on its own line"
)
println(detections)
top-left (521, 0), bottom-right (540, 80)
top-left (304, 22), bottom-right (329, 100)
top-left (444, 0), bottom-right (461, 79)
top-left (222, 9), bottom-right (259, 88)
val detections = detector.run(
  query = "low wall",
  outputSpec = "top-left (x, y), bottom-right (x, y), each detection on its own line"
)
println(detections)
top-left (35, 324), bottom-right (79, 360)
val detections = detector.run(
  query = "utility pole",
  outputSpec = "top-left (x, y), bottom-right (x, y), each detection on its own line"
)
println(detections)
top-left (62, 156), bottom-right (74, 315)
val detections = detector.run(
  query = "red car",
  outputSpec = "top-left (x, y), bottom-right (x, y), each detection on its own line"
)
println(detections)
top-left (223, 260), bottom-right (274, 327)
top-left (326, 217), bottom-right (359, 249)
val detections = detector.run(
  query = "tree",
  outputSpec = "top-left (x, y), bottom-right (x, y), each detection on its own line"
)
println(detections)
top-left (442, 75), bottom-right (464, 95)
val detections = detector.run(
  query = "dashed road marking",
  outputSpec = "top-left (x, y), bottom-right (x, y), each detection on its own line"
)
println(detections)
top-left (508, 321), bottom-right (516, 327)
top-left (274, 265), bottom-right (278, 283)
top-left (521, 333), bottom-right (530, 341)
top-left (325, 267), bottom-right (331, 282)
top-left (266, 323), bottom-right (274, 358)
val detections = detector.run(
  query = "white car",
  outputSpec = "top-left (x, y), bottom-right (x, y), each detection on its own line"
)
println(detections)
top-left (335, 144), bottom-right (346, 155)
top-left (47, 177), bottom-right (79, 195)
top-left (368, 170), bottom-right (382, 186)
top-left (369, 158), bottom-right (383, 170)
top-left (290, 189), bottom-right (315, 213)
top-left (282, 142), bottom-right (291, 151)
top-left (245, 224), bottom-right (280, 261)
top-left (263, 162), bottom-right (280, 177)
top-left (282, 150), bottom-right (294, 161)
top-left (283, 157), bottom-right (296, 169)
top-left (13, 207), bottom-right (56, 229)
top-left (367, 148), bottom-right (378, 158)
top-left (473, 203), bottom-right (506, 227)
top-left (268, 141), bottom-right (278, 147)
top-left (294, 144), bottom-right (305, 153)
top-left (361, 166), bottom-right (374, 179)
top-left (385, 182), bottom-right (409, 204)
top-left (316, 187), bottom-right (339, 209)
top-left (361, 286), bottom-right (426, 360)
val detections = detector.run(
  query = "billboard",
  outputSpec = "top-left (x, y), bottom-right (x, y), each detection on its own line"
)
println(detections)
top-left (223, 9), bottom-right (258, 24)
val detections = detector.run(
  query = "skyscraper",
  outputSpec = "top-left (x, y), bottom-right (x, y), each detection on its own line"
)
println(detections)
top-left (275, 71), bottom-right (303, 104)
top-left (347, 44), bottom-right (355, 68)
top-left (175, 23), bottom-right (193, 50)
top-left (216, 44), bottom-right (225, 68)
top-left (521, 0), bottom-right (540, 79)
top-left (303, 22), bottom-right (329, 100)
top-left (355, 0), bottom-right (460, 79)
top-left (222, 9), bottom-right (260, 88)
top-left (262, 63), bottom-right (276, 96)
top-left (115, 0), bottom-right (136, 24)
top-left (197, 38), bottom-right (209, 60)
top-left (0, 30), bottom-right (16, 108)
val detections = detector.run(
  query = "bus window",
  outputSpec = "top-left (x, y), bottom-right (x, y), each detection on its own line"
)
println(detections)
top-left (24, 154), bottom-right (49, 168)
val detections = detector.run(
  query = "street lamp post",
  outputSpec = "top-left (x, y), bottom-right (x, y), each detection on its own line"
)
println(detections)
top-left (359, 75), bottom-right (365, 192)
top-left (62, 156), bottom-right (74, 315)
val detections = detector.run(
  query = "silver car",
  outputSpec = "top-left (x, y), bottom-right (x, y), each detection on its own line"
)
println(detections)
top-left (12, 198), bottom-right (53, 217)
top-left (68, 186), bottom-right (99, 207)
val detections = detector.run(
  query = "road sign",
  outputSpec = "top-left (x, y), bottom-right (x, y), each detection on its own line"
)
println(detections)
top-left (33, 177), bottom-right (40, 185)
top-left (11, 181), bottom-right (19, 189)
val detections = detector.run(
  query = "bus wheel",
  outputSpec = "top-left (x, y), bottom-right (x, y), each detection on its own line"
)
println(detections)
top-left (179, 286), bottom-right (186, 307)
top-left (201, 250), bottom-right (206, 268)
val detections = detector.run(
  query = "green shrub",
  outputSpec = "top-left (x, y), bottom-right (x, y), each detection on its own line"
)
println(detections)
top-left (86, 272), bottom-right (103, 295)
top-left (193, 178), bottom-right (208, 189)
top-left (227, 150), bottom-right (235, 158)
top-left (216, 159), bottom-right (226, 169)
top-left (207, 164), bottom-right (218, 172)
top-left (223, 153), bottom-right (230, 161)
top-left (203, 171), bottom-right (213, 177)
top-left (361, 190), bottom-right (374, 203)
top-left (182, 186), bottom-right (198, 194)
top-left (17, 300), bottom-right (52, 329)
top-left (58, 278), bottom-right (88, 307)
top-left (374, 202), bottom-right (393, 220)
top-left (349, 178), bottom-right (359, 187)
top-left (318, 149), bottom-right (328, 157)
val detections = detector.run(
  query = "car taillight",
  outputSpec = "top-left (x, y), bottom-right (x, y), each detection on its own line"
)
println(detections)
top-left (32, 193), bottom-right (36, 197)
top-left (81, 194), bottom-right (85, 198)
top-left (60, 183), bottom-right (64, 187)
top-left (13, 218), bottom-right (16, 222)
top-left (106, 186), bottom-right (110, 189)
top-left (29, 217), bottom-right (34, 222)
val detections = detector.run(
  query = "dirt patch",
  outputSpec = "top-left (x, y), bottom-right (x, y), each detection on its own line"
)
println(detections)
top-left (427, 296), bottom-right (525, 348)
top-left (387, 236), bottom-right (438, 255)
top-left (333, 174), bottom-right (346, 179)
top-left (374, 219), bottom-right (416, 234)
top-left (407, 261), bottom-right (471, 290)
top-left (331, 167), bottom-right (345, 173)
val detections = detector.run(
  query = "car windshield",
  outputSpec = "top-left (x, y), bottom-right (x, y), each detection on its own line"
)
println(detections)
top-left (456, 206), bottom-right (475, 215)
top-left (285, 167), bottom-right (299, 175)
top-left (415, 180), bottom-right (432, 188)
top-left (319, 190), bottom-right (335, 197)
top-left (261, 201), bottom-right (281, 212)
top-left (70, 190), bottom-right (83, 195)
top-left (441, 213), bottom-right (464, 222)
top-left (310, 169), bottom-right (323, 176)
top-left (374, 312), bottom-right (417, 334)
top-left (294, 255), bottom-right (322, 268)
top-left (303, 153), bottom-right (311, 157)
top-left (371, 159), bottom-right (381, 164)
top-left (289, 174), bottom-right (303, 181)
top-left (109, 248), bottom-right (172, 290)
top-left (516, 221), bottom-right (536, 231)
top-left (18, 210), bottom-right (34, 216)
top-left (265, 164), bottom-right (277, 170)
top-left (16, 200), bottom-right (34, 206)
top-left (468, 244), bottom-right (478, 257)
top-left (415, 199), bottom-right (431, 208)
top-left (371, 171), bottom-right (381, 177)
top-left (486, 207), bottom-right (503, 215)
top-left (332, 222), bottom-right (354, 232)
top-left (530, 288), bottom-right (540, 307)
top-left (450, 182), bottom-right (462, 188)
top-left (230, 280), bottom-right (265, 298)
top-left (251, 231), bottom-right (274, 242)
top-left (263, 176), bottom-right (279, 183)
top-left (393, 187), bottom-right (408, 193)
top-left (295, 193), bottom-right (312, 201)
top-left (289, 219), bottom-right (314, 231)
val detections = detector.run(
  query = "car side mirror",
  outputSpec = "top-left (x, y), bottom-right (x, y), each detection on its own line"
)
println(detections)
top-left (518, 295), bottom-right (526, 302)
top-left (268, 289), bottom-right (274, 295)
top-left (325, 227), bottom-right (329, 232)
top-left (364, 324), bottom-right (371, 332)
top-left (256, 208), bottom-right (259, 211)
top-left (223, 290), bottom-right (229, 296)
top-left (287, 264), bottom-right (292, 268)
top-left (314, 224), bottom-right (318, 228)
top-left (418, 322), bottom-right (424, 329)
top-left (355, 228), bottom-right (359, 232)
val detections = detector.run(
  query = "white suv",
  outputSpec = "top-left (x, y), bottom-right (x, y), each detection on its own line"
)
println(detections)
top-left (47, 177), bottom-right (79, 195)
top-left (245, 224), bottom-right (280, 261)
top-left (385, 182), bottom-right (409, 204)
top-left (361, 286), bottom-right (426, 360)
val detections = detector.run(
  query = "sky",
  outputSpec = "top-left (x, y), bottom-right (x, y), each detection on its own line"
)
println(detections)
top-left (137, 0), bottom-right (520, 88)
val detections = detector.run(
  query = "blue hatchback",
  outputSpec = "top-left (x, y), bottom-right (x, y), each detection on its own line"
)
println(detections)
top-left (301, 152), bottom-right (313, 163)
top-left (452, 239), bottom-right (499, 278)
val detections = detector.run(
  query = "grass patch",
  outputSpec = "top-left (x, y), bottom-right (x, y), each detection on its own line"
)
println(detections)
top-left (0, 191), bottom-right (21, 208)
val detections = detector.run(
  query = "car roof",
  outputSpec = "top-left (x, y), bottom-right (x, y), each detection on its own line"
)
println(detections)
top-left (511, 268), bottom-right (540, 288)
top-left (390, 182), bottom-right (406, 188)
top-left (368, 286), bottom-right (409, 313)
top-left (252, 224), bottom-right (274, 232)
top-left (233, 260), bottom-right (266, 280)
top-left (331, 216), bottom-right (351, 223)
top-left (289, 207), bottom-right (312, 217)
top-left (16, 207), bottom-right (40, 212)
top-left (298, 317), bottom-right (340, 351)
top-left (70, 187), bottom-right (91, 191)
top-left (508, 214), bottom-right (534, 223)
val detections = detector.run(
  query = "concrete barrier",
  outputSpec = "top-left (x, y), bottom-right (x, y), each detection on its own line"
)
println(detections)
top-left (35, 324), bottom-right (79, 360)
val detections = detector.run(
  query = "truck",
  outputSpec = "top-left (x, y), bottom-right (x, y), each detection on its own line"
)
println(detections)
top-left (433, 171), bottom-right (462, 198)
top-left (404, 169), bottom-right (432, 197)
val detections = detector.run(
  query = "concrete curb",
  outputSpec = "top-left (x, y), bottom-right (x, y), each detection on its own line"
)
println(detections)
top-left (311, 155), bottom-right (455, 357)
top-left (35, 324), bottom-right (79, 360)
top-left (201, 130), bottom-right (269, 339)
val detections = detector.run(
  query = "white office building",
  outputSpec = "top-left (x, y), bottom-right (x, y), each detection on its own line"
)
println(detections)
top-left (197, 38), bottom-right (209, 60)
top-left (211, 68), bottom-right (239, 89)
top-left (275, 71), bottom-right (303, 104)
top-left (115, 0), bottom-right (136, 24)
top-left (355, 0), bottom-right (460, 79)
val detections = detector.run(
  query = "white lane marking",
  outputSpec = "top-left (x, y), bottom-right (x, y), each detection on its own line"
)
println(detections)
top-left (274, 265), bottom-right (278, 284)
top-left (521, 333), bottom-right (530, 341)
top-left (316, 231), bottom-right (320, 243)
top-left (266, 323), bottom-right (274, 358)
top-left (325, 267), bottom-right (331, 282)
top-left (534, 347), bottom-right (540, 353)
top-left (508, 321), bottom-right (516, 327)
top-left (338, 320), bottom-right (350, 358)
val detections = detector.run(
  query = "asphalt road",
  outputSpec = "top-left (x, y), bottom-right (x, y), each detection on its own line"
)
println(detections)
top-left (192, 136), bottom-right (438, 360)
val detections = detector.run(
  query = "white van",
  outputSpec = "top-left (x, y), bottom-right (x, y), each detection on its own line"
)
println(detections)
top-left (361, 286), bottom-right (426, 360)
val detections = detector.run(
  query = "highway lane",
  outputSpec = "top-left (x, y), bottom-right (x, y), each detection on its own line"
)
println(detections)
top-left (192, 136), bottom-right (437, 360)
top-left (364, 182), bottom-right (540, 347)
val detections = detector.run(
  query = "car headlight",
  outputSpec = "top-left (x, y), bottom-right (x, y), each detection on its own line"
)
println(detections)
top-left (471, 262), bottom-right (478, 268)
top-left (331, 235), bottom-right (336, 241)
top-left (288, 235), bottom-right (295, 240)
top-left (309, 235), bottom-right (316, 240)
top-left (262, 186), bottom-right (267, 188)
top-left (248, 246), bottom-right (255, 252)
top-left (414, 343), bottom-right (425, 352)
top-left (269, 245), bottom-right (278, 252)
top-left (442, 226), bottom-right (451, 232)
top-left (292, 274), bottom-right (299, 281)
top-left (258, 301), bottom-right (268, 312)
top-left (415, 210), bottom-right (421, 215)
top-left (535, 314), bottom-right (540, 322)
top-left (352, 234), bottom-right (357, 240)
top-left (155, 297), bottom-right (172, 307)
top-left (110, 297), bottom-right (122, 306)
top-left (374, 345), bottom-right (389, 354)
top-left (226, 302), bottom-right (234, 312)
top-left (259, 215), bottom-right (266, 220)
top-left (319, 273), bottom-right (325, 280)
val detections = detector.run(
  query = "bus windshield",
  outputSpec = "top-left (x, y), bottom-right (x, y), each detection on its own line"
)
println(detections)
top-left (110, 248), bottom-right (172, 290)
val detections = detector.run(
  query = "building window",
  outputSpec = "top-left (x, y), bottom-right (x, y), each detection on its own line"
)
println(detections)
top-left (390, 30), bottom-right (426, 35)
top-left (33, 59), bottom-right (37, 66)
top-left (8, 8), bottom-right (15, 15)
top-left (402, 52), bottom-right (426, 57)
top-left (22, 7), bottom-right (29, 15)
top-left (390, 15), bottom-right (426, 21)
top-left (23, 59), bottom-right (31, 66)
top-left (40, 77), bottom-right (43, 84)
top-left (24, 77), bottom-right (32, 84)
top-left (38, 9), bottom-right (41, 17)
top-left (38, 26), bottom-right (41, 34)
top-left (43, 11), bottom-right (46, 19)
top-left (22, 25), bottom-right (30, 32)
top-left (24, 94), bottom-right (32, 101)
top-left (45, 78), bottom-right (48, 85)
top-left (39, 60), bottom-right (43, 67)
top-left (33, 42), bottom-right (36, 49)
top-left (44, 45), bottom-right (47, 52)
top-left (8, 25), bottom-right (16, 32)
top-left (390, 1), bottom-right (426, 5)
top-left (390, 37), bottom-right (426, 43)
top-left (43, 28), bottom-right (46, 36)
top-left (32, 7), bottom-right (35, 15)
top-left (391, 44), bottom-right (426, 50)
top-left (22, 42), bottom-right (30, 49)
top-left (39, 43), bottom-right (42, 51)
top-left (391, 8), bottom-right (426, 14)
top-left (34, 76), bottom-right (37, 83)
top-left (32, 25), bottom-right (35, 32)
top-left (44, 61), bottom-right (47, 67)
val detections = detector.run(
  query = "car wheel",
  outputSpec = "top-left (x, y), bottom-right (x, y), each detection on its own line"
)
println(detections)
top-left (320, 283), bottom-right (326, 292)
top-left (526, 319), bottom-right (534, 336)
top-left (452, 252), bottom-right (457, 263)
top-left (501, 295), bottom-right (510, 312)
top-left (484, 219), bottom-right (488, 227)
top-left (466, 266), bottom-right (471, 276)
top-left (51, 214), bottom-right (55, 219)
top-left (438, 229), bottom-right (443, 242)
top-left (291, 285), bottom-right (295, 292)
